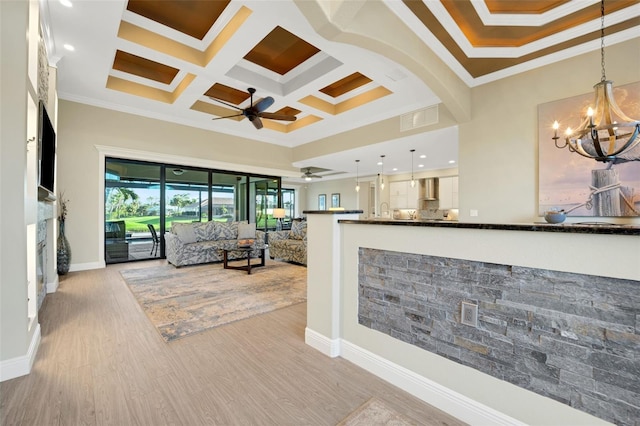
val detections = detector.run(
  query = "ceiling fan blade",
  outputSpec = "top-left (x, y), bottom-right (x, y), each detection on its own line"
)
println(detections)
top-left (211, 113), bottom-right (244, 121)
top-left (301, 168), bottom-right (322, 179)
top-left (208, 96), bottom-right (243, 111)
top-left (250, 116), bottom-right (263, 129)
top-left (253, 96), bottom-right (274, 113)
top-left (258, 112), bottom-right (297, 121)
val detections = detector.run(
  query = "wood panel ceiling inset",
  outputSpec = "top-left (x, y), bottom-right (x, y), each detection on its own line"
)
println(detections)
top-left (205, 83), bottom-right (250, 105)
top-left (320, 72), bottom-right (372, 98)
top-left (484, 0), bottom-right (569, 14)
top-left (112, 50), bottom-right (179, 84)
top-left (244, 26), bottom-right (320, 75)
top-left (402, 0), bottom-right (640, 77)
top-left (274, 106), bottom-right (301, 117)
top-left (126, 0), bottom-right (231, 40)
top-left (441, 0), bottom-right (637, 47)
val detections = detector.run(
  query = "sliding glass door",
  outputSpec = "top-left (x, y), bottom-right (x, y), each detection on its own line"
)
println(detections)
top-left (213, 172), bottom-right (246, 223)
top-left (165, 167), bottom-right (209, 231)
top-left (105, 158), bottom-right (285, 264)
top-left (105, 159), bottom-right (162, 263)
top-left (252, 177), bottom-right (280, 232)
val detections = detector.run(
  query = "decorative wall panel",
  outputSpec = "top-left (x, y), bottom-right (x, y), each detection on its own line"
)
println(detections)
top-left (358, 247), bottom-right (640, 426)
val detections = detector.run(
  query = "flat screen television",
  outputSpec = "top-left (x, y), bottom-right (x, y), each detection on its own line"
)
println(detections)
top-left (38, 102), bottom-right (56, 201)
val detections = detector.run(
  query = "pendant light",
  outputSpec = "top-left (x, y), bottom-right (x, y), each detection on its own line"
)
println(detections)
top-left (551, 0), bottom-right (640, 163)
top-left (379, 155), bottom-right (385, 190)
top-left (410, 149), bottom-right (416, 188)
top-left (355, 160), bottom-right (360, 192)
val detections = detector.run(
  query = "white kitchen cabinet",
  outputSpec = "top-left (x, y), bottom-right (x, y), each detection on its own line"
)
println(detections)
top-left (407, 182), bottom-right (419, 208)
top-left (438, 176), bottom-right (459, 210)
top-left (390, 181), bottom-right (419, 209)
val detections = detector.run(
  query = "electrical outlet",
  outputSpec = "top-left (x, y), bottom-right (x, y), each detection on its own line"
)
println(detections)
top-left (461, 302), bottom-right (478, 327)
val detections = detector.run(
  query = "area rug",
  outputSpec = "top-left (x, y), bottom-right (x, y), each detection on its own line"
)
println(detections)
top-left (338, 398), bottom-right (416, 426)
top-left (120, 260), bottom-right (306, 342)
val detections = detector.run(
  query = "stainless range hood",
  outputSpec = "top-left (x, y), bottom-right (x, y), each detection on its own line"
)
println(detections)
top-left (418, 178), bottom-right (438, 200)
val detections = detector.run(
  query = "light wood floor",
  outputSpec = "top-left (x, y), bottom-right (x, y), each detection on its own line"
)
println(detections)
top-left (1, 260), bottom-right (465, 426)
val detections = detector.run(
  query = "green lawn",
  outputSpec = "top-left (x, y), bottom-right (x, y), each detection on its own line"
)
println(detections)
top-left (107, 215), bottom-right (278, 233)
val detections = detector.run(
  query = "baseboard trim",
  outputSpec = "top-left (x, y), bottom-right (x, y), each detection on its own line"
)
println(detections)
top-left (47, 275), bottom-right (59, 293)
top-left (304, 328), bottom-right (340, 358)
top-left (69, 261), bottom-right (105, 272)
top-left (339, 340), bottom-right (525, 426)
top-left (0, 323), bottom-right (41, 382)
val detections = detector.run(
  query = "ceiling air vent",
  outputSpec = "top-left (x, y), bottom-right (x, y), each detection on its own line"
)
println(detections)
top-left (400, 105), bottom-right (438, 132)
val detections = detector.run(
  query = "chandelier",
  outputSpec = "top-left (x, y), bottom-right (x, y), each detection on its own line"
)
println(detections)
top-left (552, 0), bottom-right (640, 163)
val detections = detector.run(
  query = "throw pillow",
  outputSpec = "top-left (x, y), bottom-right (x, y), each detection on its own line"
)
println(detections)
top-left (203, 220), bottom-right (217, 240)
top-left (192, 222), bottom-right (209, 242)
top-left (172, 222), bottom-right (197, 244)
top-left (214, 220), bottom-right (243, 239)
top-left (238, 222), bottom-right (256, 239)
top-left (289, 220), bottom-right (307, 240)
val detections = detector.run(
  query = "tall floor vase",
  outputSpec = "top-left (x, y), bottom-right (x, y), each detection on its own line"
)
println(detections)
top-left (57, 220), bottom-right (71, 275)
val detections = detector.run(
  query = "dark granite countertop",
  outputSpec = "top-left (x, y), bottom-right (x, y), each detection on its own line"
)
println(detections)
top-left (303, 210), bottom-right (364, 215)
top-left (337, 218), bottom-right (640, 236)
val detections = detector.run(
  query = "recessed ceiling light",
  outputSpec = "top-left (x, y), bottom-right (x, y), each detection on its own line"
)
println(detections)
top-left (419, 154), bottom-right (426, 159)
top-left (449, 160), bottom-right (456, 164)
top-left (63, 44), bottom-right (75, 51)
top-left (418, 164), bottom-right (424, 168)
top-left (59, 0), bottom-right (72, 7)
top-left (377, 161), bottom-right (383, 165)
top-left (392, 168), bottom-right (398, 171)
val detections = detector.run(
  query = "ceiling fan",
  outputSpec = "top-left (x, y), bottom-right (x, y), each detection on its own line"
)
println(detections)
top-left (301, 167), bottom-right (323, 181)
top-left (209, 87), bottom-right (297, 130)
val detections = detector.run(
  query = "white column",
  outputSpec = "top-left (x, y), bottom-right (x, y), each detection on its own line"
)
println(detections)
top-left (304, 211), bottom-right (362, 357)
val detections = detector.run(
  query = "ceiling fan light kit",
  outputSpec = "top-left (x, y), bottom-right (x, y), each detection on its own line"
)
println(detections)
top-left (209, 87), bottom-right (297, 130)
top-left (301, 168), bottom-right (322, 181)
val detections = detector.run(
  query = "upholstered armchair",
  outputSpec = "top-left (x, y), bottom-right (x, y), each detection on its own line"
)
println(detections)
top-left (268, 220), bottom-right (307, 265)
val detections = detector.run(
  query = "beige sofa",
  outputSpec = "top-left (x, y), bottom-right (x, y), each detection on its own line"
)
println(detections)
top-left (165, 220), bottom-right (265, 267)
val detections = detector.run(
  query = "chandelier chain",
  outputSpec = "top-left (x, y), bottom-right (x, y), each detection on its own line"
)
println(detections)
top-left (600, 0), bottom-right (606, 82)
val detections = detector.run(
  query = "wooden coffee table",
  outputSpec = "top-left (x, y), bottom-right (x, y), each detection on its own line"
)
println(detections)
top-left (222, 247), bottom-right (265, 274)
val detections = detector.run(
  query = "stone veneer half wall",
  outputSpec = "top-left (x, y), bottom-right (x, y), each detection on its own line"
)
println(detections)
top-left (358, 248), bottom-right (639, 426)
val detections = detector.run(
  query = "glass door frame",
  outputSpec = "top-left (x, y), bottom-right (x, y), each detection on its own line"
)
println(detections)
top-left (104, 157), bottom-right (283, 263)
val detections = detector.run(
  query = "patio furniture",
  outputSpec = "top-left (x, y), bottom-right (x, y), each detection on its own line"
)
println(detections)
top-left (147, 223), bottom-right (160, 256)
top-left (105, 220), bottom-right (129, 261)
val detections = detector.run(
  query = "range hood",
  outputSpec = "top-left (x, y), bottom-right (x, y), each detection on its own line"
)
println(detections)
top-left (418, 178), bottom-right (438, 200)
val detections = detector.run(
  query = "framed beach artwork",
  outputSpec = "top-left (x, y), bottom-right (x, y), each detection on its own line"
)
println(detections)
top-left (537, 81), bottom-right (640, 217)
top-left (318, 194), bottom-right (326, 210)
top-left (331, 193), bottom-right (340, 208)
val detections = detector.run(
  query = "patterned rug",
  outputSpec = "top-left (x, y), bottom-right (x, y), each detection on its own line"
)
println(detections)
top-left (120, 260), bottom-right (307, 342)
top-left (338, 398), bottom-right (416, 426)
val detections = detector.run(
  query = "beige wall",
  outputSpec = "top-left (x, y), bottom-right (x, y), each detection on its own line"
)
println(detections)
top-left (1, 0), bottom-right (31, 361)
top-left (57, 101), bottom-right (298, 269)
top-left (292, 105), bottom-right (458, 165)
top-left (459, 38), bottom-right (640, 224)
top-left (303, 176), bottom-right (372, 212)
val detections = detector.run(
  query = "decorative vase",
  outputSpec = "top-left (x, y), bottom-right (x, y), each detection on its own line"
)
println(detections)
top-left (57, 220), bottom-right (71, 275)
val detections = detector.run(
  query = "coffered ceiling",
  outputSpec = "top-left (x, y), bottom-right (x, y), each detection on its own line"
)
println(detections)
top-left (42, 0), bottom-right (640, 179)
